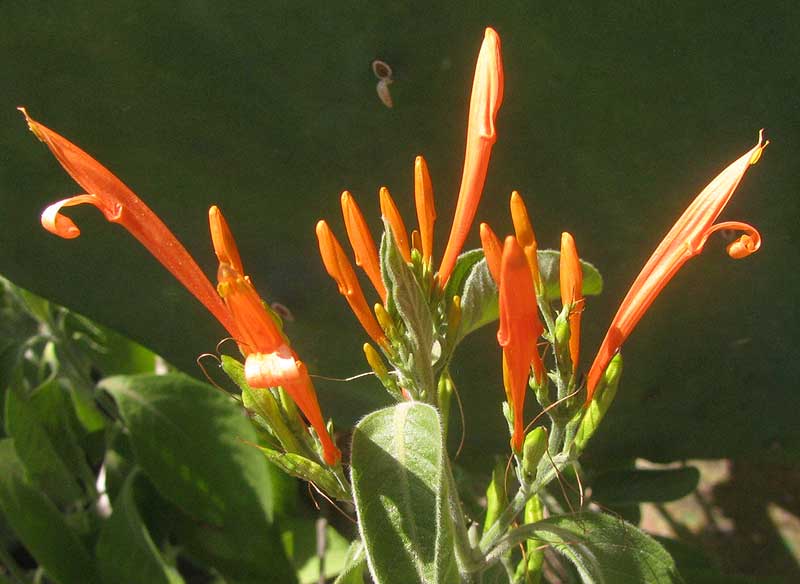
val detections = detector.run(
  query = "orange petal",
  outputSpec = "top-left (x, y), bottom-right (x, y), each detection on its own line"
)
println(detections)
top-left (439, 28), bottom-right (504, 284)
top-left (559, 232), bottom-right (583, 371)
top-left (414, 156), bottom-right (436, 264)
top-left (209, 205), bottom-right (244, 275)
top-left (22, 108), bottom-right (237, 339)
top-left (479, 222), bottom-right (502, 284)
top-left (246, 349), bottom-right (341, 466)
top-left (498, 236), bottom-right (541, 452)
top-left (216, 262), bottom-right (286, 356)
top-left (379, 186), bottom-right (411, 262)
top-left (341, 191), bottom-right (386, 302)
top-left (510, 191), bottom-right (541, 289)
top-left (585, 134), bottom-right (767, 402)
top-left (316, 220), bottom-right (387, 346)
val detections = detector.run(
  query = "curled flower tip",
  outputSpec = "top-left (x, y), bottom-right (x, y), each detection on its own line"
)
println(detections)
top-left (208, 206), bottom-right (244, 275)
top-left (585, 133), bottom-right (768, 403)
top-left (479, 222), bottom-right (502, 284)
top-left (414, 156), bottom-right (436, 264)
top-left (379, 186), bottom-right (411, 262)
top-left (341, 191), bottom-right (387, 302)
top-left (510, 191), bottom-right (541, 288)
top-left (316, 220), bottom-right (387, 346)
top-left (498, 236), bottom-right (541, 452)
top-left (23, 109), bottom-right (237, 338)
top-left (560, 232), bottom-right (583, 371)
top-left (438, 27), bottom-right (504, 285)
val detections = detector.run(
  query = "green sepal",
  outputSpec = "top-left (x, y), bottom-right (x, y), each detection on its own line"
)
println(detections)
top-left (220, 355), bottom-right (307, 457)
top-left (536, 250), bottom-right (603, 302)
top-left (521, 427), bottom-right (548, 484)
top-left (515, 495), bottom-right (544, 584)
top-left (437, 370), bottom-right (454, 439)
top-left (574, 353), bottom-right (623, 450)
top-left (254, 444), bottom-right (351, 501)
top-left (553, 306), bottom-right (572, 372)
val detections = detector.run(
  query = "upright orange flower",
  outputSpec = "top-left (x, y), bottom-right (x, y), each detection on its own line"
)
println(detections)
top-left (498, 237), bottom-right (543, 452)
top-left (585, 133), bottom-right (768, 402)
top-left (559, 232), bottom-right (583, 371)
top-left (22, 108), bottom-right (238, 339)
top-left (439, 27), bottom-right (504, 285)
top-left (211, 208), bottom-right (340, 465)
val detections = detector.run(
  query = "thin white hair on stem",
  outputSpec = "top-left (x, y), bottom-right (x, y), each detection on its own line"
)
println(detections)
top-left (308, 481), bottom-right (357, 524)
top-left (452, 378), bottom-right (467, 461)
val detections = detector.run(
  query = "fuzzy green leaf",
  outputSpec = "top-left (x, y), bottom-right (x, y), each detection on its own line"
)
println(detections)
top-left (380, 227), bottom-right (435, 396)
top-left (459, 258), bottom-right (498, 339)
top-left (536, 250), bottom-right (603, 302)
top-left (351, 402), bottom-right (459, 584)
top-left (506, 512), bottom-right (683, 583)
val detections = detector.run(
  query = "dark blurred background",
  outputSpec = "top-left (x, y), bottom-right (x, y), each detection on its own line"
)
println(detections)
top-left (1, 1), bottom-right (798, 577)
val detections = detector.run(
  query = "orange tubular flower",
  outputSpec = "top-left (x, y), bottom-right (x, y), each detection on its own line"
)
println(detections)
top-left (316, 220), bottom-right (387, 347)
top-left (438, 27), bottom-right (505, 284)
top-left (585, 133), bottom-right (768, 403)
top-left (210, 207), bottom-right (340, 466)
top-left (510, 191), bottom-right (541, 289)
top-left (479, 222), bottom-right (502, 284)
top-left (498, 237), bottom-right (543, 452)
top-left (340, 191), bottom-right (387, 302)
top-left (22, 108), bottom-right (238, 339)
top-left (414, 156), bottom-right (436, 263)
top-left (379, 187), bottom-right (411, 262)
top-left (559, 232), bottom-right (583, 372)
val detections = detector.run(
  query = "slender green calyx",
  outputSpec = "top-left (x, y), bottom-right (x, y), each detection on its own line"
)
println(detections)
top-left (574, 353), bottom-right (623, 450)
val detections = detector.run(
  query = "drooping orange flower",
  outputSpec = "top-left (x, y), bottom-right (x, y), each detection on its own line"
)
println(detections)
top-left (585, 134), bottom-right (768, 402)
top-left (22, 108), bottom-right (238, 339)
top-left (498, 236), bottom-right (543, 452)
top-left (559, 232), bottom-right (583, 372)
top-left (211, 207), bottom-right (340, 465)
top-left (315, 220), bottom-right (387, 347)
top-left (438, 27), bottom-right (504, 285)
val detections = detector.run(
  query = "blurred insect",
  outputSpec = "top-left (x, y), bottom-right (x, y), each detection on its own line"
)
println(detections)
top-left (372, 59), bottom-right (394, 108)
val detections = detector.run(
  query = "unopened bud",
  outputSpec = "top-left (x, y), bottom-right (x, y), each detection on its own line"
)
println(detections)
top-left (575, 353), bottom-right (623, 450)
top-left (447, 295), bottom-right (462, 336)
top-left (521, 426), bottom-right (548, 483)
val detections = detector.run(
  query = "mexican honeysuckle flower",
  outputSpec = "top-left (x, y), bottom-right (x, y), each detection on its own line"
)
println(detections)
top-left (585, 133), bottom-right (768, 402)
top-left (24, 109), bottom-right (340, 465)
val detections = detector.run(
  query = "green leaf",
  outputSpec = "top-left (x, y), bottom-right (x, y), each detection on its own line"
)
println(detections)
top-left (442, 249), bottom-right (484, 303)
top-left (0, 438), bottom-right (101, 584)
top-left (350, 402), bottom-right (459, 584)
top-left (508, 511), bottom-right (683, 583)
top-left (592, 466), bottom-right (701, 505)
top-left (96, 470), bottom-right (184, 584)
top-left (281, 517), bottom-right (353, 584)
top-left (101, 373), bottom-right (295, 583)
top-left (536, 250), bottom-right (603, 302)
top-left (334, 540), bottom-right (366, 584)
top-left (4, 380), bottom-right (93, 506)
top-left (379, 227), bottom-right (435, 396)
top-left (459, 258), bottom-right (498, 339)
